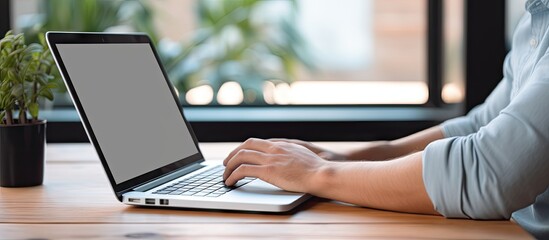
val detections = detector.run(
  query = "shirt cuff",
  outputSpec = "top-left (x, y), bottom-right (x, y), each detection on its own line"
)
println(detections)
top-left (422, 138), bottom-right (469, 218)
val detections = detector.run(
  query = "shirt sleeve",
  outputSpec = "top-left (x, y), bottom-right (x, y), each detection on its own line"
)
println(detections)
top-left (422, 55), bottom-right (549, 219)
top-left (442, 53), bottom-right (513, 137)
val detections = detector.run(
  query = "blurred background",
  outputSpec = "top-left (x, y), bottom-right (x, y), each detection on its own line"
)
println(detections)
top-left (4, 0), bottom-right (524, 142)
top-left (11, 0), bottom-right (465, 106)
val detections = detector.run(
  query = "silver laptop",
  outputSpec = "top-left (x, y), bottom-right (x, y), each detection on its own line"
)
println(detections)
top-left (46, 32), bottom-right (310, 212)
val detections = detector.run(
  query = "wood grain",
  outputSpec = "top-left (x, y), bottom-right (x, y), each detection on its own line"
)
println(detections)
top-left (0, 143), bottom-right (532, 239)
top-left (0, 223), bottom-right (528, 240)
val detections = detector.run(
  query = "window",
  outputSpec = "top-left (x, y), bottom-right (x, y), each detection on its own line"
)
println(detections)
top-left (10, 0), bottom-right (464, 106)
top-left (4, 0), bottom-right (475, 142)
top-left (442, 0), bottom-right (465, 103)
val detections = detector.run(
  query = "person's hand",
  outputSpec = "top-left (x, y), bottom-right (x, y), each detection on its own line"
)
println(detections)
top-left (222, 138), bottom-right (330, 193)
top-left (268, 138), bottom-right (348, 161)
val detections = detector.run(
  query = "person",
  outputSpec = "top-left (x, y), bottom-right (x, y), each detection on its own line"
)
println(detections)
top-left (222, 0), bottom-right (549, 238)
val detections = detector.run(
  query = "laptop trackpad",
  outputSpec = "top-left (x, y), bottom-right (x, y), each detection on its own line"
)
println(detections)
top-left (225, 179), bottom-right (305, 202)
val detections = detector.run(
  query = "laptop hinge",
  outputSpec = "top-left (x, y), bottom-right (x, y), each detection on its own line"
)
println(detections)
top-left (132, 162), bottom-right (205, 192)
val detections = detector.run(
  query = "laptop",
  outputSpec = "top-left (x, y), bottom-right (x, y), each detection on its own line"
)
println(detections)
top-left (46, 32), bottom-right (310, 212)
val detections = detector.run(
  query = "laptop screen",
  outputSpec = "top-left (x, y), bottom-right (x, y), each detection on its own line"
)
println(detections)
top-left (56, 43), bottom-right (199, 184)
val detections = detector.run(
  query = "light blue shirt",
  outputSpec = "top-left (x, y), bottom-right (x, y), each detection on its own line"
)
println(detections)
top-left (422, 0), bottom-right (549, 238)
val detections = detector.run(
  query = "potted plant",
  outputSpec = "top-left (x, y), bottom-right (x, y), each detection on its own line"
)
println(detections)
top-left (0, 31), bottom-right (59, 187)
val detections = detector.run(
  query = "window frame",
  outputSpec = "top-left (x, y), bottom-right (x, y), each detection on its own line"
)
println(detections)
top-left (2, 0), bottom-right (507, 142)
top-left (465, 0), bottom-right (506, 112)
top-left (1, 1), bottom-right (9, 35)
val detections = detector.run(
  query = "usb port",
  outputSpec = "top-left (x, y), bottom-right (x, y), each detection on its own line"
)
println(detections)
top-left (145, 198), bottom-right (155, 205)
top-left (159, 199), bottom-right (169, 205)
top-left (128, 198), bottom-right (140, 203)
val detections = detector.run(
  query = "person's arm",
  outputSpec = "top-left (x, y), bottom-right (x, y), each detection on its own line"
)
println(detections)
top-left (269, 126), bottom-right (444, 161)
top-left (223, 138), bottom-right (437, 214)
top-left (223, 74), bottom-right (549, 214)
top-left (422, 58), bottom-right (549, 219)
top-left (346, 126), bottom-right (444, 160)
top-left (312, 152), bottom-right (437, 214)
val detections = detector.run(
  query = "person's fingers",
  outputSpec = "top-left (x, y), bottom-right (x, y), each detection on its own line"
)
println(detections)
top-left (223, 149), bottom-right (270, 180)
top-left (224, 164), bottom-right (267, 186)
top-left (223, 138), bottom-right (273, 165)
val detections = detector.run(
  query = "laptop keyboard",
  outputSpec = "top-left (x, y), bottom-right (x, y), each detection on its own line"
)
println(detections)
top-left (152, 165), bottom-right (255, 198)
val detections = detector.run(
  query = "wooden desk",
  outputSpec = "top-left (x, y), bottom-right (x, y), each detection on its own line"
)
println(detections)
top-left (0, 143), bottom-right (531, 239)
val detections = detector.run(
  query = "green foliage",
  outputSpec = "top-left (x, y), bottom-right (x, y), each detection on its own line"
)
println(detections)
top-left (21, 0), bottom-right (159, 44)
top-left (20, 0), bottom-right (312, 105)
top-left (160, 0), bottom-right (313, 104)
top-left (0, 31), bottom-right (59, 125)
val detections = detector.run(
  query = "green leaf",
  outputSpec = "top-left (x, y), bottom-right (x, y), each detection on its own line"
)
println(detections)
top-left (28, 102), bottom-right (39, 119)
top-left (38, 33), bottom-right (46, 46)
top-left (6, 68), bottom-right (17, 82)
top-left (7, 48), bottom-right (23, 58)
top-left (46, 82), bottom-right (58, 89)
top-left (35, 74), bottom-right (47, 85)
top-left (10, 84), bottom-right (23, 97)
top-left (23, 43), bottom-right (43, 56)
top-left (39, 88), bottom-right (54, 101)
top-left (39, 59), bottom-right (52, 67)
top-left (0, 38), bottom-right (13, 49)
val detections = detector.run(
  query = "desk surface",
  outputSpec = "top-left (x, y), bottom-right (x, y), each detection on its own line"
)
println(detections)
top-left (0, 143), bottom-right (531, 239)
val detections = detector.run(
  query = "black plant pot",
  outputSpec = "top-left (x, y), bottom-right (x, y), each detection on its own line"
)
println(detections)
top-left (0, 120), bottom-right (46, 187)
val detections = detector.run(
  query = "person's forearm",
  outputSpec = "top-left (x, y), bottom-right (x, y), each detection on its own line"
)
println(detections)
top-left (347, 126), bottom-right (445, 161)
top-left (309, 152), bottom-right (438, 215)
